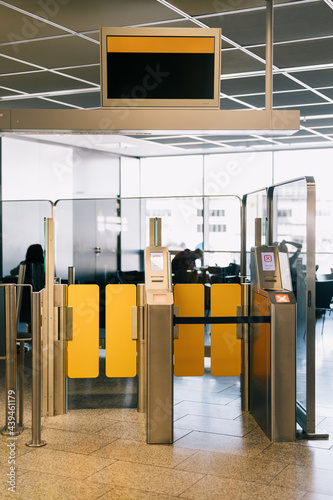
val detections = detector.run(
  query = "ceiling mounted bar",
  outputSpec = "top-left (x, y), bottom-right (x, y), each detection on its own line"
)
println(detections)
top-left (0, 108), bottom-right (300, 136)
top-left (265, 0), bottom-right (273, 111)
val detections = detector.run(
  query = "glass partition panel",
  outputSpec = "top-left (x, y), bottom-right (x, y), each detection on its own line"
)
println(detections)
top-left (268, 177), bottom-right (316, 434)
top-left (204, 196), bottom-right (241, 268)
top-left (55, 195), bottom-right (242, 287)
top-left (143, 197), bottom-right (203, 250)
top-left (0, 200), bottom-right (53, 279)
top-left (54, 198), bottom-right (119, 284)
top-left (243, 189), bottom-right (267, 277)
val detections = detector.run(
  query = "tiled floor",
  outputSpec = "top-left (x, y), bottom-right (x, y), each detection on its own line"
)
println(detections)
top-left (1, 316), bottom-right (333, 499)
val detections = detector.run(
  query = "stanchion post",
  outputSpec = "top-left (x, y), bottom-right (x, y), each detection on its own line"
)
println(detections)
top-left (137, 284), bottom-right (146, 413)
top-left (68, 266), bottom-right (75, 285)
top-left (26, 291), bottom-right (46, 447)
top-left (1, 285), bottom-right (22, 436)
top-left (241, 283), bottom-right (251, 412)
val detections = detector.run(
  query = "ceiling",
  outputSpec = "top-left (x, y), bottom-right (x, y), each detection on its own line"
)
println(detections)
top-left (1, 0), bottom-right (333, 157)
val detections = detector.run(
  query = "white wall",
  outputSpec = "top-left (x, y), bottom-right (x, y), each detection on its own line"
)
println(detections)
top-left (72, 148), bottom-right (120, 199)
top-left (2, 136), bottom-right (74, 201)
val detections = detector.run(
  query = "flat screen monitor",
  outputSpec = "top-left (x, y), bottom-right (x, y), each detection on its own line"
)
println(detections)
top-left (100, 27), bottom-right (221, 109)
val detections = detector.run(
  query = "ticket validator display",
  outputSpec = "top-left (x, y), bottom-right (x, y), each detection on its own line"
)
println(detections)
top-left (250, 245), bottom-right (296, 441)
top-left (144, 219), bottom-right (174, 444)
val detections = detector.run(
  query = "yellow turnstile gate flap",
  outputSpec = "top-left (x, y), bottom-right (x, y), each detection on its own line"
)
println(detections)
top-left (174, 284), bottom-right (205, 376)
top-left (67, 284), bottom-right (99, 378)
top-left (105, 284), bottom-right (137, 378)
top-left (211, 283), bottom-right (241, 376)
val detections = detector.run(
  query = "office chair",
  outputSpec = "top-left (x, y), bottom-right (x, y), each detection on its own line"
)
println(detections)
top-left (316, 279), bottom-right (333, 335)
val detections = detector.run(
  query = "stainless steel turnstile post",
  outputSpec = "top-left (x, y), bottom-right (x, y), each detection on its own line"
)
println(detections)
top-left (250, 244), bottom-right (296, 441)
top-left (147, 303), bottom-right (173, 443)
top-left (26, 291), bottom-right (46, 447)
top-left (145, 218), bottom-right (174, 444)
top-left (1, 285), bottom-right (23, 436)
top-left (137, 284), bottom-right (146, 413)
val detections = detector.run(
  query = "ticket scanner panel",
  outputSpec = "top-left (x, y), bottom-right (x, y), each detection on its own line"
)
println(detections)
top-left (145, 244), bottom-right (173, 444)
top-left (251, 246), bottom-right (296, 442)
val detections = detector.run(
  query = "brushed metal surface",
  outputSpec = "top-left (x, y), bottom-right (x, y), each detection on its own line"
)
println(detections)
top-left (147, 304), bottom-right (173, 444)
top-left (0, 108), bottom-right (300, 135)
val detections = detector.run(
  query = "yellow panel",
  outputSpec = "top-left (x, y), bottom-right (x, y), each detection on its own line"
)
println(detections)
top-left (67, 284), bottom-right (99, 378)
top-left (174, 284), bottom-right (205, 376)
top-left (105, 285), bottom-right (137, 378)
top-left (107, 36), bottom-right (215, 54)
top-left (211, 284), bottom-right (242, 376)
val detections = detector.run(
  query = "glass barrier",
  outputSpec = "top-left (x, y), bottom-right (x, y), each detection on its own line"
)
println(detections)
top-left (54, 195), bottom-right (242, 286)
top-left (243, 177), bottom-right (316, 434)
top-left (242, 189), bottom-right (267, 277)
top-left (0, 200), bottom-right (53, 279)
top-left (267, 177), bottom-right (316, 434)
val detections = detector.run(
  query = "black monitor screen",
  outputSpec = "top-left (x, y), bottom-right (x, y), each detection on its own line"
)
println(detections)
top-left (107, 52), bottom-right (214, 100)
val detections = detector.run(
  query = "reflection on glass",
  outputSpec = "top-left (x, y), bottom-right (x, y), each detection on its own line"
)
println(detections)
top-left (245, 190), bottom-right (267, 276)
top-left (272, 180), bottom-right (308, 413)
top-left (1, 200), bottom-right (52, 278)
top-left (54, 195), bottom-right (242, 287)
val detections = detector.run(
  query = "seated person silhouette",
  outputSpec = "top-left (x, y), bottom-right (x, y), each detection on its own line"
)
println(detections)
top-left (10, 244), bottom-right (45, 330)
top-left (172, 248), bottom-right (203, 283)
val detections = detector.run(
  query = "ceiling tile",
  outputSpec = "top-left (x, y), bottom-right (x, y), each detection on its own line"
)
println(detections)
top-left (0, 70), bottom-right (96, 94)
top-left (251, 39), bottom-right (333, 70)
top-left (5, 0), bottom-right (184, 32)
top-left (221, 49), bottom-right (265, 75)
top-left (0, 4), bottom-right (65, 45)
top-left (0, 53), bottom-right (40, 74)
top-left (0, 35), bottom-right (100, 68)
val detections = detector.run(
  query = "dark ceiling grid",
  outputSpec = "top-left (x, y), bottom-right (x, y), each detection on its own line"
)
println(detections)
top-left (0, 0), bottom-right (333, 155)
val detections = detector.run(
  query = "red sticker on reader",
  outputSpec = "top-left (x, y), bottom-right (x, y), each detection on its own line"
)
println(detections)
top-left (275, 294), bottom-right (290, 303)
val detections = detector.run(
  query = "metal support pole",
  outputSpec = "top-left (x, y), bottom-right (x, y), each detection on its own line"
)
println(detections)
top-left (1, 285), bottom-right (22, 436)
top-left (265, 0), bottom-right (274, 111)
top-left (26, 292), bottom-right (46, 447)
top-left (240, 197), bottom-right (247, 280)
top-left (53, 284), bottom-right (68, 415)
top-left (255, 218), bottom-right (262, 247)
top-left (68, 266), bottom-right (75, 285)
top-left (44, 217), bottom-right (55, 416)
top-left (17, 339), bottom-right (25, 429)
top-left (137, 284), bottom-right (146, 413)
top-left (149, 217), bottom-right (161, 247)
top-left (241, 283), bottom-right (251, 412)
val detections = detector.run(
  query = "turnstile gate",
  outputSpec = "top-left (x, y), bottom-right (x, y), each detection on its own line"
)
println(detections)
top-left (250, 244), bottom-right (296, 441)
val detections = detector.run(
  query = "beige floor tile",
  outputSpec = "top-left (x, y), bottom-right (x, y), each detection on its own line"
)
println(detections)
top-left (88, 460), bottom-right (204, 496)
top-left (174, 388), bottom-right (239, 405)
top-left (259, 442), bottom-right (333, 469)
top-left (99, 486), bottom-right (179, 499)
top-left (95, 418), bottom-right (147, 442)
top-left (242, 425), bottom-right (272, 445)
top-left (295, 427), bottom-right (333, 450)
top-left (174, 400), bottom-right (242, 420)
top-left (0, 470), bottom-right (112, 500)
top-left (0, 465), bottom-right (29, 492)
top-left (174, 377), bottom-right (235, 394)
top-left (174, 428), bottom-right (192, 441)
top-left (40, 408), bottom-right (120, 433)
top-left (39, 427), bottom-right (118, 454)
top-left (0, 434), bottom-right (35, 464)
top-left (91, 438), bottom-right (196, 467)
top-left (179, 474), bottom-right (306, 500)
top-left (175, 449), bottom-right (287, 483)
top-left (174, 430), bottom-right (270, 457)
top-left (174, 414), bottom-right (256, 437)
top-left (14, 446), bottom-right (115, 479)
top-left (270, 464), bottom-right (333, 496)
top-left (302, 494), bottom-right (333, 500)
